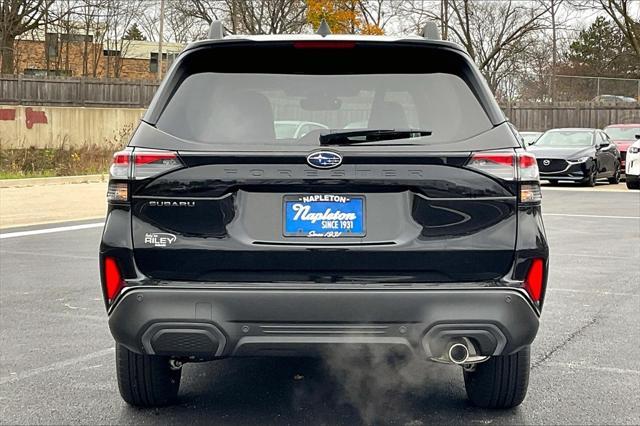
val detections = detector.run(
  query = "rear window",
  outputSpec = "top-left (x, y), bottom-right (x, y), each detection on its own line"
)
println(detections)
top-left (153, 43), bottom-right (494, 147)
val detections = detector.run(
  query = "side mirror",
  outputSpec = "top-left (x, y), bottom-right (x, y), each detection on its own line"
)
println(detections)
top-left (635, 134), bottom-right (640, 140)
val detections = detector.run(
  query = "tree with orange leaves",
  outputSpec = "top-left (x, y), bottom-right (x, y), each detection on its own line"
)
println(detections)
top-left (307, 0), bottom-right (384, 35)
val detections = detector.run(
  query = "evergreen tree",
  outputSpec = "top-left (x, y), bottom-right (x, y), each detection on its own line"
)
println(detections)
top-left (123, 24), bottom-right (146, 41)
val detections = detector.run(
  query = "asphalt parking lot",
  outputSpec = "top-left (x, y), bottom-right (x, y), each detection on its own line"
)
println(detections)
top-left (1, 185), bottom-right (639, 425)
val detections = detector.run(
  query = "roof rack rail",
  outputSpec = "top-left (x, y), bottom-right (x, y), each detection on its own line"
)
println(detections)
top-left (208, 20), bottom-right (225, 40)
top-left (422, 22), bottom-right (441, 40)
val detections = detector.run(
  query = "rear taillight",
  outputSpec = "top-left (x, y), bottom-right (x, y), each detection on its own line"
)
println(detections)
top-left (523, 258), bottom-right (545, 303)
top-left (109, 150), bottom-right (130, 179)
top-left (104, 257), bottom-right (125, 303)
top-left (466, 152), bottom-right (515, 180)
top-left (466, 150), bottom-right (541, 203)
top-left (107, 148), bottom-right (183, 202)
top-left (132, 150), bottom-right (182, 179)
top-left (517, 151), bottom-right (539, 181)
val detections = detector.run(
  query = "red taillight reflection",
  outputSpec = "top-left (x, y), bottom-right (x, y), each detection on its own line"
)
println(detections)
top-left (293, 41), bottom-right (356, 49)
top-left (104, 257), bottom-right (125, 302)
top-left (524, 258), bottom-right (544, 302)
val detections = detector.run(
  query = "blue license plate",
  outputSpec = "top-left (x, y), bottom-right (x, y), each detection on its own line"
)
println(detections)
top-left (283, 195), bottom-right (365, 238)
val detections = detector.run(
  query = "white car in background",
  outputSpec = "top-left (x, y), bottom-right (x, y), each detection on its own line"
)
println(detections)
top-left (626, 139), bottom-right (640, 189)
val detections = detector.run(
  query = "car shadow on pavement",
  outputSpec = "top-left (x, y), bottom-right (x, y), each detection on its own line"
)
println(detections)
top-left (114, 357), bottom-right (527, 425)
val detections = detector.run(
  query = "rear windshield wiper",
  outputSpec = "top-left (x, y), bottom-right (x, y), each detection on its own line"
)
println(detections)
top-left (319, 129), bottom-right (432, 146)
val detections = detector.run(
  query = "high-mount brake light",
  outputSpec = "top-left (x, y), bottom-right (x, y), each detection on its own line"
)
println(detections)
top-left (104, 257), bottom-right (125, 303)
top-left (524, 258), bottom-right (545, 303)
top-left (293, 41), bottom-right (356, 49)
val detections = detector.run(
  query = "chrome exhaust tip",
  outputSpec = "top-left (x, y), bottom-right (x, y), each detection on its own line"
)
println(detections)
top-left (448, 343), bottom-right (470, 364)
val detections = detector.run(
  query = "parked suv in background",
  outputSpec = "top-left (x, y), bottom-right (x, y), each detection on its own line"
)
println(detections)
top-left (604, 124), bottom-right (640, 175)
top-left (100, 25), bottom-right (549, 409)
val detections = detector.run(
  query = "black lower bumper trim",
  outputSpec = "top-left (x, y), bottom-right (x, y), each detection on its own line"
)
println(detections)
top-left (108, 287), bottom-right (539, 359)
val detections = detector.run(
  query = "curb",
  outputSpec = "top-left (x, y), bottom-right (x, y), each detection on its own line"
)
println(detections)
top-left (0, 174), bottom-right (107, 188)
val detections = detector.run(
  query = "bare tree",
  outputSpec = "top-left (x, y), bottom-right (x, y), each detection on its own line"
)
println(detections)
top-left (169, 0), bottom-right (307, 35)
top-left (101, 0), bottom-right (146, 77)
top-left (0, 0), bottom-right (57, 73)
top-left (445, 0), bottom-right (550, 92)
top-left (357, 0), bottom-right (401, 33)
top-left (597, 0), bottom-right (640, 57)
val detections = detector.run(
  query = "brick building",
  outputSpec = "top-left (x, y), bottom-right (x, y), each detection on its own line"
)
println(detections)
top-left (10, 36), bottom-right (184, 81)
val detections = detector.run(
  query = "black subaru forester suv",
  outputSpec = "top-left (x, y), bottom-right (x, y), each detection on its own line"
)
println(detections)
top-left (100, 26), bottom-right (548, 409)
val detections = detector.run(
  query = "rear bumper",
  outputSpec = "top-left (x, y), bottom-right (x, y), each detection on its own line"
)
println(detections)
top-left (108, 286), bottom-right (540, 361)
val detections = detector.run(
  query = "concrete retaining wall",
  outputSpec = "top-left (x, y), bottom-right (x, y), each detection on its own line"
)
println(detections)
top-left (0, 105), bottom-right (145, 148)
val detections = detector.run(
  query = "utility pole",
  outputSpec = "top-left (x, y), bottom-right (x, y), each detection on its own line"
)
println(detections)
top-left (157, 0), bottom-right (165, 80)
top-left (441, 0), bottom-right (449, 40)
top-left (550, 0), bottom-right (557, 101)
top-left (550, 0), bottom-right (557, 126)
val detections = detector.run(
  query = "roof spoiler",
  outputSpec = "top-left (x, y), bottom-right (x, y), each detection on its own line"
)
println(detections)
top-left (207, 20), bottom-right (225, 40)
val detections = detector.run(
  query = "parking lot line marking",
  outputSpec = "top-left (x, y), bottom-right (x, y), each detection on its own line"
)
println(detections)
top-left (0, 222), bottom-right (104, 239)
top-left (549, 288), bottom-right (639, 297)
top-left (0, 249), bottom-right (96, 260)
top-left (554, 253), bottom-right (637, 260)
top-left (0, 347), bottom-right (115, 385)
top-left (545, 362), bottom-right (640, 375)
top-left (544, 213), bottom-right (639, 219)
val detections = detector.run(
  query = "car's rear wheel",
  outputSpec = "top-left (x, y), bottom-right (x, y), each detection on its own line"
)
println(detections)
top-left (463, 346), bottom-right (530, 409)
top-left (627, 176), bottom-right (640, 189)
top-left (116, 344), bottom-right (181, 407)
top-left (608, 164), bottom-right (621, 184)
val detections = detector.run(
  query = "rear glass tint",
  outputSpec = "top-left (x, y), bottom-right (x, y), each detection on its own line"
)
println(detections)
top-left (152, 43), bottom-right (494, 147)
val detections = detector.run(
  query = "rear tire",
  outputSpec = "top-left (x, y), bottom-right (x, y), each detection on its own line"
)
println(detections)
top-left (463, 346), bottom-right (530, 409)
top-left (627, 176), bottom-right (640, 190)
top-left (116, 344), bottom-right (181, 407)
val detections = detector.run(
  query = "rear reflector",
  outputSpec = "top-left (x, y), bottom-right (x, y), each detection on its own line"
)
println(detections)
top-left (524, 258), bottom-right (544, 302)
top-left (104, 257), bottom-right (125, 302)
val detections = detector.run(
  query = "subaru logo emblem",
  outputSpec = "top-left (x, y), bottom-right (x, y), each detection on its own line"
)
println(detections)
top-left (543, 159), bottom-right (550, 166)
top-left (306, 151), bottom-right (342, 169)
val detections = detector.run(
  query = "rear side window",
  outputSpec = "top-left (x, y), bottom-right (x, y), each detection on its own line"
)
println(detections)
top-left (152, 43), bottom-right (496, 148)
